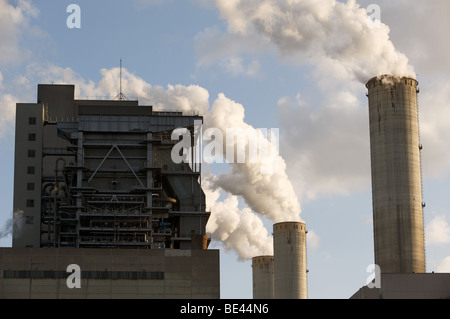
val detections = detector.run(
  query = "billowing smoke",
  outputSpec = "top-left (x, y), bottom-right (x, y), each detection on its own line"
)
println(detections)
top-left (205, 93), bottom-right (301, 223)
top-left (203, 172), bottom-right (274, 259)
top-left (214, 0), bottom-right (415, 82)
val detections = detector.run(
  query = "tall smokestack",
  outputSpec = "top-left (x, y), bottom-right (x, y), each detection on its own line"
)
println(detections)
top-left (366, 75), bottom-right (426, 274)
top-left (252, 256), bottom-right (274, 299)
top-left (273, 222), bottom-right (307, 299)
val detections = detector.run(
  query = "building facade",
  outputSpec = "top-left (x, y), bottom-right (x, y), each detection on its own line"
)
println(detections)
top-left (7, 84), bottom-right (219, 299)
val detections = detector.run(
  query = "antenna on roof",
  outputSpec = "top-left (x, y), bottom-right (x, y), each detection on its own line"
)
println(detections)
top-left (114, 59), bottom-right (128, 101)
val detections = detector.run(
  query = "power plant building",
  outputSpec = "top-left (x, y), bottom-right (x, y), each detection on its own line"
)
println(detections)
top-left (1, 84), bottom-right (220, 299)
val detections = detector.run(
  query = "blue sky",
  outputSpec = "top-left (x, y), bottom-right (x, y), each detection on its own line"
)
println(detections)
top-left (1, 0), bottom-right (450, 299)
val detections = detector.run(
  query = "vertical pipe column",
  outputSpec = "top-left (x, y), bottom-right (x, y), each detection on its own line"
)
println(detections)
top-left (273, 222), bottom-right (307, 299)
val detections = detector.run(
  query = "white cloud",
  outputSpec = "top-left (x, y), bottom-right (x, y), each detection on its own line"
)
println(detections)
top-left (0, 0), bottom-right (39, 64)
top-left (426, 215), bottom-right (450, 246)
top-left (307, 230), bottom-right (320, 252)
top-left (0, 93), bottom-right (18, 138)
top-left (417, 78), bottom-right (450, 179)
top-left (214, 0), bottom-right (249, 34)
top-left (437, 257), bottom-right (450, 273)
top-left (194, 25), bottom-right (270, 73)
top-left (278, 90), bottom-right (371, 199)
top-left (219, 56), bottom-right (261, 78)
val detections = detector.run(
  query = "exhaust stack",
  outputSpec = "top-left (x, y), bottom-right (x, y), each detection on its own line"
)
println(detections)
top-left (273, 221), bottom-right (307, 299)
top-left (366, 75), bottom-right (426, 274)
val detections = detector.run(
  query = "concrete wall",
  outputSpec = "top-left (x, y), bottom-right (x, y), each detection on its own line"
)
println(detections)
top-left (366, 75), bottom-right (425, 274)
top-left (0, 248), bottom-right (220, 299)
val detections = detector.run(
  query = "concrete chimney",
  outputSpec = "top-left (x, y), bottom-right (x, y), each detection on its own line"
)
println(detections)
top-left (252, 256), bottom-right (274, 299)
top-left (366, 75), bottom-right (426, 274)
top-left (273, 221), bottom-right (307, 299)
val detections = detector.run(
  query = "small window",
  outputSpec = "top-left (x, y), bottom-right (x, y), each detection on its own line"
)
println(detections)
top-left (27, 183), bottom-right (35, 191)
top-left (26, 199), bottom-right (34, 208)
top-left (26, 216), bottom-right (34, 225)
top-left (27, 166), bottom-right (35, 174)
top-left (28, 133), bottom-right (36, 141)
top-left (28, 150), bottom-right (36, 158)
top-left (28, 117), bottom-right (36, 125)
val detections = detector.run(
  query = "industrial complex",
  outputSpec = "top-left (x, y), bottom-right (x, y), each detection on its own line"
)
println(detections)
top-left (1, 75), bottom-right (450, 299)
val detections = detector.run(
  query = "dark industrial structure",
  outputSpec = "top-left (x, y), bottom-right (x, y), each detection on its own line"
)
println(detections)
top-left (2, 84), bottom-right (219, 299)
top-left (13, 84), bottom-right (209, 250)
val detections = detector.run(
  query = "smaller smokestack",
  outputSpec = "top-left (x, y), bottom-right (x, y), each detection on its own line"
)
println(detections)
top-left (273, 221), bottom-right (307, 299)
top-left (252, 256), bottom-right (274, 299)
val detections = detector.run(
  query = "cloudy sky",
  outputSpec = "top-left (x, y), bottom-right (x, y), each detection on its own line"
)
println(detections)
top-left (0, 0), bottom-right (449, 299)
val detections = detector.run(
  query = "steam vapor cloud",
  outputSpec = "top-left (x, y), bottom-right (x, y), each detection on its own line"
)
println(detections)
top-left (214, 0), bottom-right (416, 82)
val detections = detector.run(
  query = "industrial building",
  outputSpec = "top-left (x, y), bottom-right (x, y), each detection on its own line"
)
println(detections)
top-left (1, 84), bottom-right (220, 299)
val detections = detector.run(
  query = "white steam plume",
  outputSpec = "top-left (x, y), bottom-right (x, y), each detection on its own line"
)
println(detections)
top-left (214, 0), bottom-right (415, 82)
top-left (203, 172), bottom-right (274, 259)
top-left (206, 93), bottom-right (301, 222)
